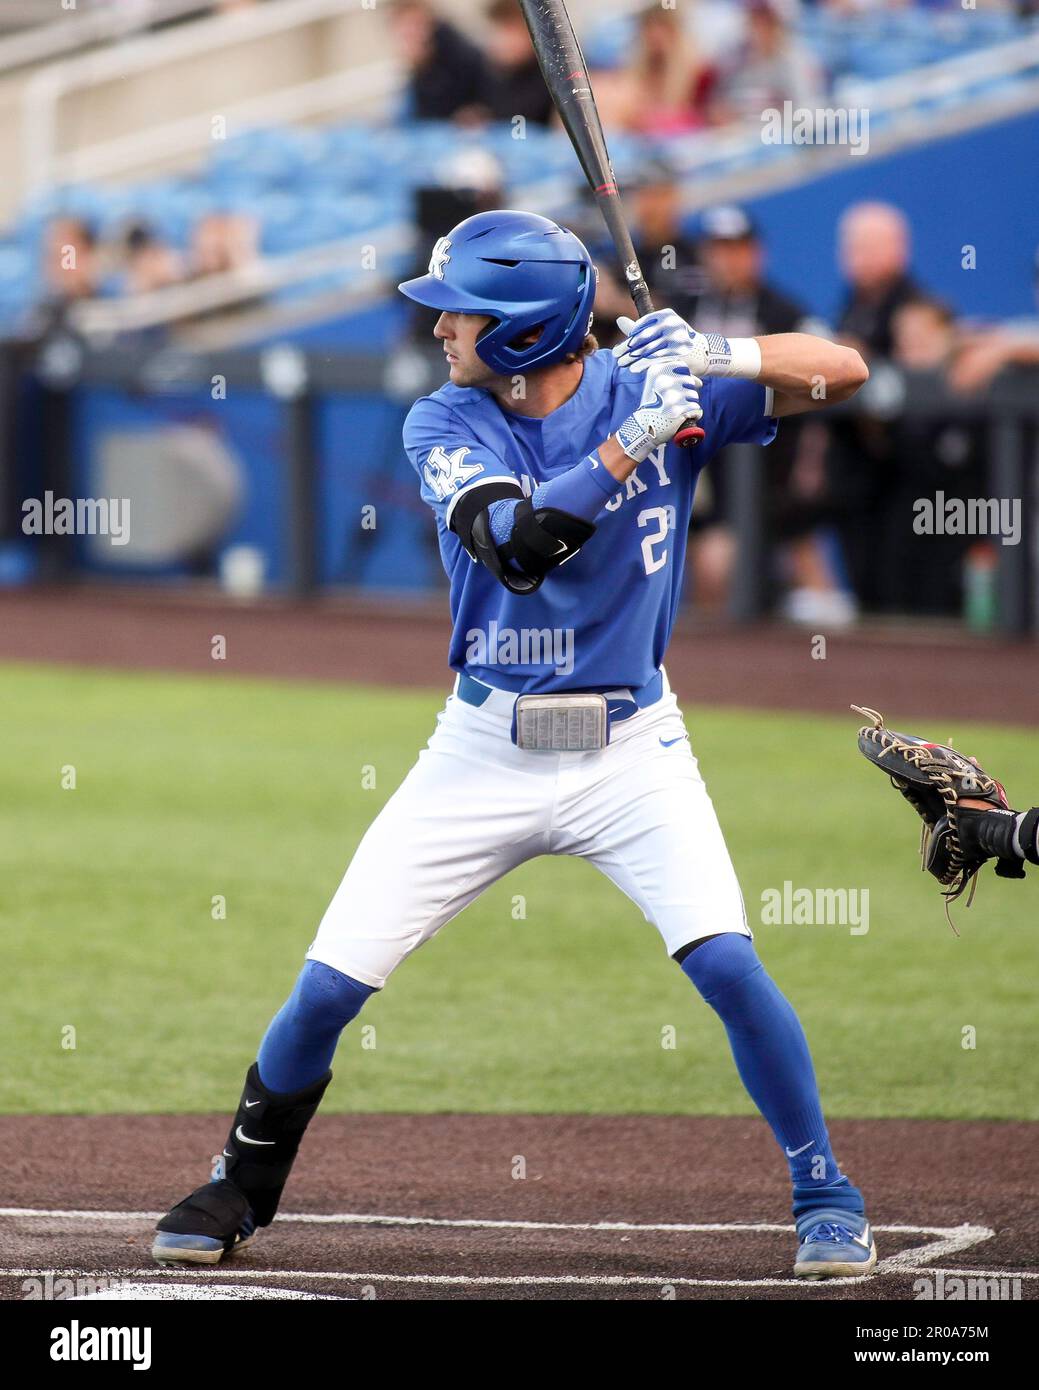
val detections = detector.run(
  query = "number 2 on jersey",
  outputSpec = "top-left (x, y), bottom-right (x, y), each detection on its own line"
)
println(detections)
top-left (638, 506), bottom-right (672, 576)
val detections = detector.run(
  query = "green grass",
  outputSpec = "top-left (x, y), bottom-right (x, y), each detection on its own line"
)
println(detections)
top-left (2, 662), bottom-right (1036, 1119)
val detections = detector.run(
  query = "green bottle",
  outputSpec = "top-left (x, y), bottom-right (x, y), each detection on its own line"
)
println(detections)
top-left (964, 543), bottom-right (997, 633)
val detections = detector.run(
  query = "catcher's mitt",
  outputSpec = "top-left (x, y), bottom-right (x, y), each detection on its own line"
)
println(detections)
top-left (853, 705), bottom-right (1022, 929)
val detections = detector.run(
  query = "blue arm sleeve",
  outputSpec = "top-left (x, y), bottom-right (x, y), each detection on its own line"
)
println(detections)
top-left (488, 451), bottom-right (616, 544)
top-left (700, 378), bottom-right (778, 452)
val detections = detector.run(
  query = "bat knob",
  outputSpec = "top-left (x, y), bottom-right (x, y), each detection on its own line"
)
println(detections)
top-left (674, 423), bottom-right (705, 448)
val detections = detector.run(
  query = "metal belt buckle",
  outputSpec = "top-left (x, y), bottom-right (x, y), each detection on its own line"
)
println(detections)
top-left (513, 694), bottom-right (609, 752)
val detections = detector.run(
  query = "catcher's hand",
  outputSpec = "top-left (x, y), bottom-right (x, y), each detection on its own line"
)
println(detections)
top-left (852, 705), bottom-right (1023, 925)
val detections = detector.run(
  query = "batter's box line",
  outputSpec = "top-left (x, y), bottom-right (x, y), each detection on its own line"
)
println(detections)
top-left (0, 1208), bottom-right (997, 1248)
top-left (3, 1264), bottom-right (1032, 1292)
top-left (0, 1209), bottom-right (1007, 1289)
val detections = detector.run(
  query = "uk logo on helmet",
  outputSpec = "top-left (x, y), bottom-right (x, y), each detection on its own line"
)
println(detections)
top-left (428, 237), bottom-right (452, 280)
top-left (423, 444), bottom-right (483, 502)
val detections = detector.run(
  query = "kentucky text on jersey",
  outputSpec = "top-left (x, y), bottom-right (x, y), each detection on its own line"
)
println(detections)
top-left (404, 348), bottom-right (776, 693)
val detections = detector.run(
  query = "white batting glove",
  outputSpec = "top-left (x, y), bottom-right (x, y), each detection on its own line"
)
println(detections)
top-left (614, 308), bottom-right (762, 380)
top-left (615, 356), bottom-right (703, 462)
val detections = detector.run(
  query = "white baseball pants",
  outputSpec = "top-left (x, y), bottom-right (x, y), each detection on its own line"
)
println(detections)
top-left (307, 675), bottom-right (750, 989)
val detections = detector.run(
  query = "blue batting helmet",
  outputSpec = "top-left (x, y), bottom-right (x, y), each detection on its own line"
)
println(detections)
top-left (398, 209), bottom-right (597, 374)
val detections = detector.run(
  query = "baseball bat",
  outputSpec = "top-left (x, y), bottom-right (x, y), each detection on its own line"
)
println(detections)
top-left (518, 0), bottom-right (704, 444)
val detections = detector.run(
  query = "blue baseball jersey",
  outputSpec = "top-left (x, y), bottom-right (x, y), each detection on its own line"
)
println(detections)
top-left (403, 348), bottom-right (776, 693)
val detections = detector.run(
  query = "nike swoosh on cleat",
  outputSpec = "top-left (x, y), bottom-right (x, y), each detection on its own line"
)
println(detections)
top-left (659, 735), bottom-right (688, 747)
top-left (852, 1225), bottom-right (872, 1249)
top-left (785, 1140), bottom-right (814, 1157)
top-left (235, 1126), bottom-right (275, 1146)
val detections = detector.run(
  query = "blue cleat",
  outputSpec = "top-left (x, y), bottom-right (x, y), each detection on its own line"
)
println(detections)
top-left (794, 1207), bottom-right (877, 1280)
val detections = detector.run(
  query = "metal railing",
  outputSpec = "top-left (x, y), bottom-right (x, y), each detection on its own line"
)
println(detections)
top-left (19, 0), bottom-right (388, 193)
top-left (8, 338), bottom-right (1035, 632)
top-left (67, 225), bottom-right (413, 340)
top-left (19, 3), bottom-right (1039, 201)
top-left (0, 1), bottom-right (212, 76)
top-left (662, 28), bottom-right (1039, 211)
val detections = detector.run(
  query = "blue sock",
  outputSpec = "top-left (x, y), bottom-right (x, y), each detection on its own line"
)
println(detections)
top-left (257, 960), bottom-right (375, 1093)
top-left (681, 934), bottom-right (863, 1219)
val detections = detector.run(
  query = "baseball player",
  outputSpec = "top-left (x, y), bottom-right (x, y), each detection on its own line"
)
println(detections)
top-left (153, 210), bottom-right (874, 1280)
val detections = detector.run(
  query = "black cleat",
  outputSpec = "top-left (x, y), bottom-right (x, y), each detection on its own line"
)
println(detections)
top-left (152, 1178), bottom-right (256, 1266)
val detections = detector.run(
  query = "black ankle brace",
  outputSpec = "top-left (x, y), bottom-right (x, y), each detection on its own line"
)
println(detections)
top-left (221, 1063), bottom-right (331, 1225)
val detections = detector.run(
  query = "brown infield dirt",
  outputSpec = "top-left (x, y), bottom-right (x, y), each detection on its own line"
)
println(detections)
top-left (1, 1114), bottom-right (1036, 1301)
top-left (1, 584), bottom-right (1036, 1300)
top-left (0, 582), bottom-right (1036, 725)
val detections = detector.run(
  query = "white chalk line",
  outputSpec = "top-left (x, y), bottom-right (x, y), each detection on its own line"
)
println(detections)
top-left (0, 1267), bottom-right (864, 1288)
top-left (2, 1264), bottom-right (1031, 1291)
top-left (0, 1207), bottom-right (1021, 1290)
top-left (0, 1208), bottom-right (997, 1239)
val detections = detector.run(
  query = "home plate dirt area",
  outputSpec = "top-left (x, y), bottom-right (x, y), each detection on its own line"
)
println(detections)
top-left (1, 1115), bottom-right (1036, 1301)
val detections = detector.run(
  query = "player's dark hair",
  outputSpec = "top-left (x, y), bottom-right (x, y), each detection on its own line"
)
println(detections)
top-left (509, 324), bottom-right (597, 365)
top-left (562, 332), bottom-right (598, 363)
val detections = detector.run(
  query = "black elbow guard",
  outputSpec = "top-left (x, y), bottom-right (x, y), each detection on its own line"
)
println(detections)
top-left (450, 482), bottom-right (596, 595)
top-left (451, 480), bottom-right (524, 555)
top-left (470, 507), bottom-right (539, 594)
top-left (472, 499), bottom-right (596, 595)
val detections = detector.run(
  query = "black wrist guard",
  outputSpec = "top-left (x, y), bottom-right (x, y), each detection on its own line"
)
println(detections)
top-left (1019, 807), bottom-right (1039, 865)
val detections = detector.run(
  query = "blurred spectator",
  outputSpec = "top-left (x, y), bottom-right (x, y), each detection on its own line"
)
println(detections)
top-left (680, 205), bottom-right (852, 623)
top-left (189, 211), bottom-right (258, 279)
top-left (892, 295), bottom-right (958, 372)
top-left (121, 222), bottom-right (183, 296)
top-left (836, 202), bottom-right (921, 359)
top-left (587, 160), bottom-right (705, 344)
top-left (42, 217), bottom-right (99, 306)
top-left (174, 210), bottom-right (261, 330)
top-left (951, 331), bottom-right (1039, 393)
top-left (688, 204), bottom-right (818, 336)
top-left (481, 0), bottom-right (554, 127)
top-left (827, 202), bottom-right (928, 613)
top-left (602, 5), bottom-right (716, 136)
top-left (22, 217), bottom-right (101, 338)
top-left (949, 250), bottom-right (1039, 392)
top-left (879, 296), bottom-right (986, 615)
top-left (709, 0), bottom-right (823, 128)
top-left (388, 0), bottom-right (489, 123)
